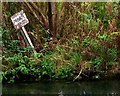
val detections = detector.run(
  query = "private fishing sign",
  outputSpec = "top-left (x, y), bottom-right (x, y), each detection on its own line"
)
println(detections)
top-left (11, 10), bottom-right (29, 29)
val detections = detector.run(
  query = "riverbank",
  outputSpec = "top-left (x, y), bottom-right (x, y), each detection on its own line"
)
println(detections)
top-left (2, 2), bottom-right (120, 83)
top-left (2, 64), bottom-right (120, 83)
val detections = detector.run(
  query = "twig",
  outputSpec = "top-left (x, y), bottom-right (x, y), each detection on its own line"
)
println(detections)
top-left (73, 68), bottom-right (83, 82)
top-left (2, 65), bottom-right (9, 69)
top-left (81, 73), bottom-right (89, 78)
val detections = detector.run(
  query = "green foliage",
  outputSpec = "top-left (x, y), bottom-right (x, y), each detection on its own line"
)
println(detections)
top-left (72, 53), bottom-right (81, 65)
top-left (41, 56), bottom-right (55, 77)
top-left (82, 37), bottom-right (91, 47)
top-left (1, 26), bottom-right (10, 43)
top-left (36, 3), bottom-right (41, 7)
top-left (92, 57), bottom-right (103, 69)
top-left (98, 33), bottom-right (107, 41)
top-left (56, 3), bottom-right (63, 12)
top-left (56, 65), bottom-right (73, 79)
top-left (2, 26), bottom-right (20, 55)
top-left (8, 77), bottom-right (15, 84)
top-left (2, 53), bottom-right (42, 83)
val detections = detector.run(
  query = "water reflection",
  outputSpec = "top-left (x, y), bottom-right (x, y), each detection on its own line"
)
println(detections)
top-left (2, 80), bottom-right (120, 95)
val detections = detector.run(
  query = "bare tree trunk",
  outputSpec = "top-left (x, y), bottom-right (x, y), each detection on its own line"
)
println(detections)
top-left (48, 2), bottom-right (54, 36)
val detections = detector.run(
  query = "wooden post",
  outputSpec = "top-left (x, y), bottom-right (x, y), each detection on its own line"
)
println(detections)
top-left (20, 28), bottom-right (29, 46)
top-left (21, 27), bottom-right (36, 53)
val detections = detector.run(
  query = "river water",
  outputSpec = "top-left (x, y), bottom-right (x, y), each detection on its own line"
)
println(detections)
top-left (2, 80), bottom-right (120, 96)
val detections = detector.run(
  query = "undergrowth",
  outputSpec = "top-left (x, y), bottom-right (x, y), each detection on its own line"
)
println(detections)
top-left (2, 2), bottom-right (120, 83)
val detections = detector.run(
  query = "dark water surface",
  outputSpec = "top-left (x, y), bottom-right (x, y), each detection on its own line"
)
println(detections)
top-left (2, 80), bottom-right (120, 96)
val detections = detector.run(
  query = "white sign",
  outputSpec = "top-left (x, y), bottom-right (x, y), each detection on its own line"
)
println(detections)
top-left (11, 10), bottom-right (29, 29)
top-left (11, 10), bottom-right (36, 53)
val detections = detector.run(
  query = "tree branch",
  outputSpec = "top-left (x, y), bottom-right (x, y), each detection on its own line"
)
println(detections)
top-left (29, 2), bottom-right (47, 24)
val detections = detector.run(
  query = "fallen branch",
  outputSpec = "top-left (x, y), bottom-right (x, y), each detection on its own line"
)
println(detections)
top-left (73, 68), bottom-right (83, 82)
top-left (81, 73), bottom-right (89, 78)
